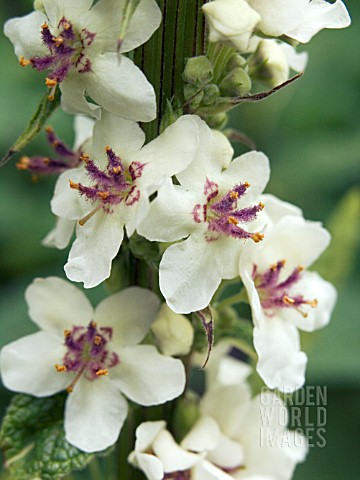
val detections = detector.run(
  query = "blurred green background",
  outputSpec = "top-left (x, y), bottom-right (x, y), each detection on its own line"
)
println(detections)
top-left (0, 1), bottom-right (359, 479)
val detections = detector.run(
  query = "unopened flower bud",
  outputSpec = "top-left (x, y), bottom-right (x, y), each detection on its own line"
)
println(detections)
top-left (202, 83), bottom-right (220, 106)
top-left (225, 53), bottom-right (247, 73)
top-left (249, 39), bottom-right (289, 87)
top-left (151, 304), bottom-right (194, 356)
top-left (206, 112), bottom-right (228, 130)
top-left (184, 83), bottom-right (204, 109)
top-left (183, 56), bottom-right (214, 86)
top-left (219, 67), bottom-right (251, 96)
top-left (203, 0), bottom-right (260, 52)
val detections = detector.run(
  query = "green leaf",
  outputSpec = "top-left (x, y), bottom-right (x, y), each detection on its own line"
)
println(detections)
top-left (0, 394), bottom-right (93, 480)
top-left (313, 186), bottom-right (360, 285)
top-left (1, 88), bottom-right (60, 167)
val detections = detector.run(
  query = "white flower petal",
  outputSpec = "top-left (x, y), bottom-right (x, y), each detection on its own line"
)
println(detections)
top-left (278, 43), bottom-right (308, 73)
top-left (42, 0), bottom-right (93, 25)
top-left (159, 234), bottom-right (222, 314)
top-left (94, 287), bottom-right (160, 347)
top-left (131, 452), bottom-right (164, 480)
top-left (91, 111), bottom-right (145, 164)
top-left (176, 118), bottom-right (226, 189)
top-left (137, 179), bottom-right (200, 242)
top-left (0, 331), bottom-right (69, 397)
top-left (84, 54), bottom-right (156, 122)
top-left (193, 460), bottom-right (234, 480)
top-left (181, 416), bottom-right (220, 453)
top-left (254, 320), bottom-right (307, 391)
top-left (51, 168), bottom-right (91, 220)
top-left (284, 271), bottom-right (337, 332)
top-left (239, 257), bottom-right (262, 326)
top-left (4, 11), bottom-right (47, 59)
top-left (25, 277), bottom-right (93, 335)
top-left (207, 432), bottom-right (245, 469)
top-left (287, 0), bottom-right (351, 43)
top-left (60, 74), bottom-right (101, 120)
top-left (41, 217), bottom-right (75, 250)
top-left (65, 376), bottom-right (128, 452)
top-left (111, 345), bottom-right (185, 405)
top-left (220, 151), bottom-right (270, 205)
top-left (134, 421), bottom-right (166, 453)
top-left (201, 385), bottom-right (251, 439)
top-left (121, 0), bottom-right (162, 53)
top-left (65, 210), bottom-right (124, 288)
top-left (73, 115), bottom-right (95, 151)
top-left (153, 430), bottom-right (199, 473)
top-left (260, 194), bottom-right (303, 226)
top-left (249, 0), bottom-right (308, 37)
top-left (136, 115), bottom-right (201, 195)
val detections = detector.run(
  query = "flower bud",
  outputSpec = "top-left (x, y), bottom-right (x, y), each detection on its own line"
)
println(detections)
top-left (249, 39), bottom-right (289, 87)
top-left (183, 55), bottom-right (214, 86)
top-left (184, 83), bottom-right (204, 109)
top-left (151, 304), bottom-right (194, 356)
top-left (219, 67), bottom-right (252, 96)
top-left (34, 0), bottom-right (45, 11)
top-left (206, 112), bottom-right (228, 130)
top-left (203, 0), bottom-right (260, 52)
top-left (202, 83), bottom-right (220, 106)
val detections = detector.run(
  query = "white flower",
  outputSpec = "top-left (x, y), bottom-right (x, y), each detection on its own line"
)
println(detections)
top-left (138, 120), bottom-right (270, 314)
top-left (248, 0), bottom-right (351, 43)
top-left (151, 303), bottom-right (194, 357)
top-left (51, 113), bottom-right (200, 288)
top-left (4, 0), bottom-right (162, 120)
top-left (42, 115), bottom-right (95, 249)
top-left (202, 0), bottom-right (261, 51)
top-left (130, 384), bottom-right (307, 480)
top-left (0, 277), bottom-right (186, 453)
top-left (239, 215), bottom-right (337, 391)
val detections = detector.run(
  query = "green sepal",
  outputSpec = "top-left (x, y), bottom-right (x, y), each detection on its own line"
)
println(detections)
top-left (128, 233), bottom-right (161, 269)
top-left (0, 88), bottom-right (60, 167)
top-left (0, 393), bottom-right (94, 480)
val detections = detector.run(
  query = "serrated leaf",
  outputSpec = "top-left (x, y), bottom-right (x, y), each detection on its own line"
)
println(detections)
top-left (0, 394), bottom-right (93, 480)
top-left (1, 89), bottom-right (60, 167)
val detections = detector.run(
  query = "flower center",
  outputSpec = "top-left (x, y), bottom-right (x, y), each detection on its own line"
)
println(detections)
top-left (164, 471), bottom-right (191, 480)
top-left (70, 146), bottom-right (146, 226)
top-left (21, 17), bottom-right (96, 99)
top-left (55, 321), bottom-right (120, 393)
top-left (192, 177), bottom-right (264, 243)
top-left (253, 260), bottom-right (318, 318)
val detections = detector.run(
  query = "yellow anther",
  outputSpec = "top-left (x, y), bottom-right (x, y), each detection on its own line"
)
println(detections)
top-left (307, 299), bottom-right (318, 308)
top-left (252, 232), bottom-right (264, 243)
top-left (259, 202), bottom-right (265, 210)
top-left (55, 364), bottom-right (67, 372)
top-left (283, 295), bottom-right (295, 305)
top-left (45, 78), bottom-right (57, 88)
top-left (16, 156), bottom-right (30, 170)
top-left (53, 36), bottom-right (64, 47)
top-left (63, 22), bottom-right (71, 30)
top-left (105, 145), bottom-right (112, 152)
top-left (228, 216), bottom-right (238, 225)
top-left (69, 180), bottom-right (80, 190)
top-left (297, 265), bottom-right (305, 272)
top-left (67, 386), bottom-right (73, 393)
top-left (230, 191), bottom-right (238, 200)
top-left (41, 22), bottom-right (49, 29)
top-left (94, 335), bottom-right (102, 345)
top-left (244, 182), bottom-right (250, 189)
top-left (90, 321), bottom-right (97, 328)
top-left (96, 369), bottom-right (108, 376)
top-left (97, 191), bottom-right (110, 200)
top-left (80, 154), bottom-right (90, 163)
top-left (19, 56), bottom-right (30, 67)
top-left (64, 329), bottom-right (71, 337)
top-left (45, 126), bottom-right (54, 134)
top-left (113, 166), bottom-right (122, 174)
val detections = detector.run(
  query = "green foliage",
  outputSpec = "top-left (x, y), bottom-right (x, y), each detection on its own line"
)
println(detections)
top-left (313, 186), bottom-right (360, 285)
top-left (0, 394), bottom-right (93, 480)
top-left (1, 89), bottom-right (60, 167)
top-left (128, 233), bottom-right (161, 269)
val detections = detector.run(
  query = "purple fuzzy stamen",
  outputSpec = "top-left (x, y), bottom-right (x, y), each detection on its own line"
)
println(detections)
top-left (254, 262), bottom-right (318, 317)
top-left (29, 17), bottom-right (96, 88)
top-left (56, 321), bottom-right (120, 391)
top-left (192, 178), bottom-right (264, 243)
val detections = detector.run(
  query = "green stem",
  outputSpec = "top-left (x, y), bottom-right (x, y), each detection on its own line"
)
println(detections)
top-left (88, 458), bottom-right (104, 480)
top-left (216, 288), bottom-right (248, 310)
top-left (211, 44), bottom-right (235, 84)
